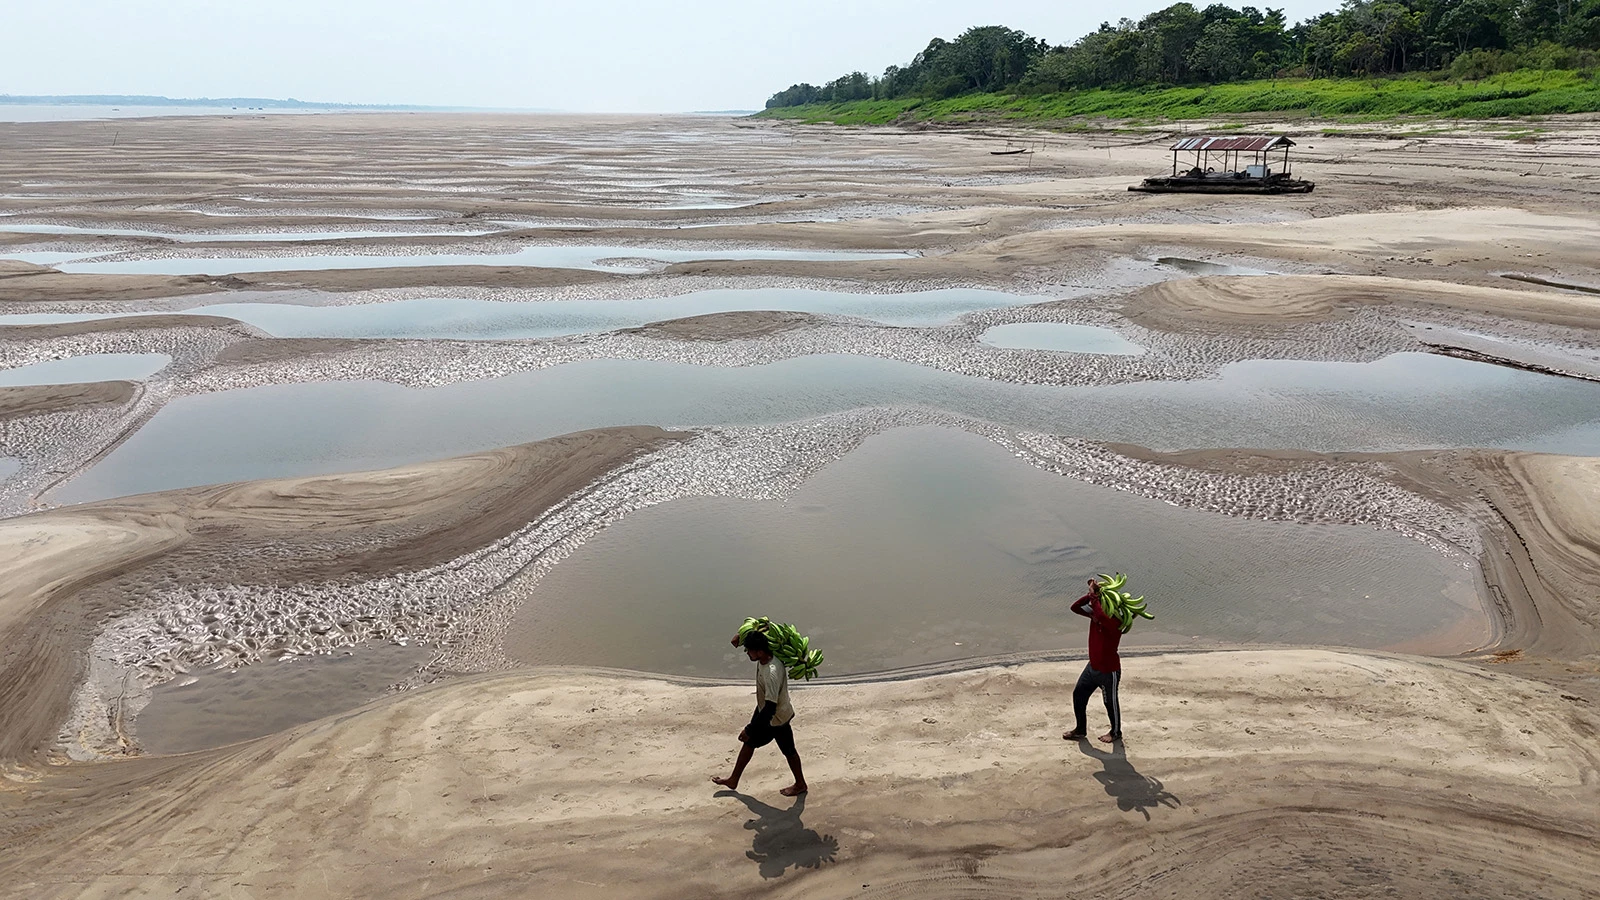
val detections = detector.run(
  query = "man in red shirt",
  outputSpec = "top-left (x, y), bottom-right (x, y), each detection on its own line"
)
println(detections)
top-left (1063, 577), bottom-right (1123, 744)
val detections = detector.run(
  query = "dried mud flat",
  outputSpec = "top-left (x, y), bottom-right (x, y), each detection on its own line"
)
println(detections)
top-left (1, 113), bottom-right (1599, 899)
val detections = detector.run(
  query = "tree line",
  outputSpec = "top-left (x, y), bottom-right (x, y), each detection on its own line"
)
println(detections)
top-left (765, 1), bottom-right (1600, 107)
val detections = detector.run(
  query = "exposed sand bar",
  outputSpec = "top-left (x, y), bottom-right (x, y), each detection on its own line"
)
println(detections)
top-left (0, 434), bottom-right (1594, 895)
top-left (661, 205), bottom-right (1600, 291)
top-left (1122, 273), bottom-right (1600, 332)
top-left (0, 381), bottom-right (137, 420)
top-left (1105, 443), bottom-right (1600, 667)
top-left (1465, 452), bottom-right (1600, 659)
top-left (4, 112), bottom-right (1600, 899)
top-left (2, 652), bottom-right (1596, 898)
top-left (3, 114), bottom-right (1600, 304)
top-left (0, 436), bottom-right (1594, 896)
top-left (15, 205), bottom-right (1600, 301)
top-left (0, 265), bottom-right (624, 304)
top-left (0, 427), bottom-right (682, 762)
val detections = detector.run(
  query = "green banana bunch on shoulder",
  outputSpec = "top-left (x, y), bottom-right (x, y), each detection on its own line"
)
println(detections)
top-left (1093, 572), bottom-right (1154, 635)
top-left (737, 616), bottom-right (825, 680)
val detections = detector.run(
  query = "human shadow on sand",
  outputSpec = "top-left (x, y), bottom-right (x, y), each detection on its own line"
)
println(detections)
top-left (715, 791), bottom-right (839, 878)
top-left (1076, 741), bottom-right (1182, 821)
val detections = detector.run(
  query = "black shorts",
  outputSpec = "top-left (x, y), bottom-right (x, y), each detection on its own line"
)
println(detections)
top-left (747, 720), bottom-right (797, 755)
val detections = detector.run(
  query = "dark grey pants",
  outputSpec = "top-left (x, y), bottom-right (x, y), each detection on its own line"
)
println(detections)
top-left (1072, 663), bottom-right (1122, 738)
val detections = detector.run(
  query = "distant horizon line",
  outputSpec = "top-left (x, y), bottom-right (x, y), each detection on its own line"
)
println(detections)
top-left (0, 94), bottom-right (760, 116)
top-left (0, 93), bottom-right (539, 112)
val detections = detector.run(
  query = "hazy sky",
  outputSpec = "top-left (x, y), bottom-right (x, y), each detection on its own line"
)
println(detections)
top-left (6, 1), bottom-right (1335, 112)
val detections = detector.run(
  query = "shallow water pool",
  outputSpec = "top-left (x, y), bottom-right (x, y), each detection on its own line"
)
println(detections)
top-left (504, 428), bottom-right (1485, 678)
top-left (1, 251), bottom-right (92, 267)
top-left (40, 244), bottom-right (919, 276)
top-left (136, 643), bottom-right (431, 755)
top-left (0, 288), bottom-right (1049, 338)
top-left (0, 353), bottom-right (170, 386)
top-left (980, 322), bottom-right (1145, 355)
top-left (53, 352), bottom-right (1600, 503)
top-left (0, 223), bottom-right (501, 242)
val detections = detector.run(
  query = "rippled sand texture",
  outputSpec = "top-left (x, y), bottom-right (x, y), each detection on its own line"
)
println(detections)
top-left (5, 653), bottom-right (1598, 899)
top-left (2, 113), bottom-right (1600, 899)
top-left (0, 427), bottom-right (682, 761)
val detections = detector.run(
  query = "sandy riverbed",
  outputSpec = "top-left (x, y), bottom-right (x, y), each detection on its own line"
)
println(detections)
top-left (1, 112), bottom-right (1599, 898)
top-left (3, 650), bottom-right (1597, 899)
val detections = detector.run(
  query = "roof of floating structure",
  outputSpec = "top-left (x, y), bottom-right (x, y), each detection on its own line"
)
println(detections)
top-left (1169, 136), bottom-right (1295, 152)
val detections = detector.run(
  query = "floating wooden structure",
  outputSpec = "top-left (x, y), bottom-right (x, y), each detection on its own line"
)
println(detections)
top-left (1130, 136), bottom-right (1314, 194)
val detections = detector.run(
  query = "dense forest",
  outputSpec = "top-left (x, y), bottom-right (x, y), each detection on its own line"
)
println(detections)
top-left (765, 0), bottom-right (1600, 108)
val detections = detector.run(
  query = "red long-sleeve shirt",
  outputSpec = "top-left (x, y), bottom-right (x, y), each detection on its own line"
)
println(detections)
top-left (1071, 590), bottom-right (1122, 673)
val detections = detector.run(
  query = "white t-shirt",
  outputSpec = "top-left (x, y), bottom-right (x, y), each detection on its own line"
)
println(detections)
top-left (755, 658), bottom-right (795, 726)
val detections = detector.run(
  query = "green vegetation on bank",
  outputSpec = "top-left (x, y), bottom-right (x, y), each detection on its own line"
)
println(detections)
top-left (758, 68), bottom-right (1600, 125)
top-left (762, 1), bottom-right (1600, 123)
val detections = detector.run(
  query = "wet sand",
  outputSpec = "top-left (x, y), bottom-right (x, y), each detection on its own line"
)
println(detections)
top-left (1122, 273), bottom-right (1600, 347)
top-left (0, 380), bottom-right (137, 420)
top-left (0, 428), bottom-right (1595, 897)
top-left (0, 427), bottom-right (681, 762)
top-left (2, 113), bottom-right (1599, 897)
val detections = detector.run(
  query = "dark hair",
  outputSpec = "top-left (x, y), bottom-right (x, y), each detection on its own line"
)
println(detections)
top-left (742, 632), bottom-right (771, 654)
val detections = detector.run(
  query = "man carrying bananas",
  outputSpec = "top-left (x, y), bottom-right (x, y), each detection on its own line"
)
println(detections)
top-left (712, 630), bottom-right (808, 797)
top-left (1063, 577), bottom-right (1124, 744)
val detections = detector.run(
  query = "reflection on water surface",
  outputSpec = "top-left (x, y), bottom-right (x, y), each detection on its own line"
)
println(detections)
top-left (0, 288), bottom-right (1046, 337)
top-left (0, 353), bottom-right (171, 386)
top-left (505, 428), bottom-right (1485, 677)
top-left (136, 643), bottom-right (431, 755)
top-left (38, 244), bottom-right (918, 276)
top-left (54, 352), bottom-right (1600, 503)
top-left (980, 322), bottom-right (1145, 355)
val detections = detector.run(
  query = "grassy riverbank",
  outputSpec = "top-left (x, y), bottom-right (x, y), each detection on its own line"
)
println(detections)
top-left (758, 69), bottom-right (1600, 126)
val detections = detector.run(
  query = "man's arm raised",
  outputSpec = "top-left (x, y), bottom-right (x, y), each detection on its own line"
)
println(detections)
top-left (1070, 579), bottom-right (1100, 618)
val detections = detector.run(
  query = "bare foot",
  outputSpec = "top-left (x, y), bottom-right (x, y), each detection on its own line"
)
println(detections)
top-left (711, 776), bottom-right (739, 789)
top-left (779, 783), bottom-right (808, 797)
top-left (1099, 732), bottom-right (1120, 744)
top-left (1063, 730), bottom-right (1086, 740)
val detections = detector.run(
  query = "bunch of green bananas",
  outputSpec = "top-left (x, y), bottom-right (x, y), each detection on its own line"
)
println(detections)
top-left (1094, 573), bottom-right (1154, 635)
top-left (737, 616), bottom-right (825, 680)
